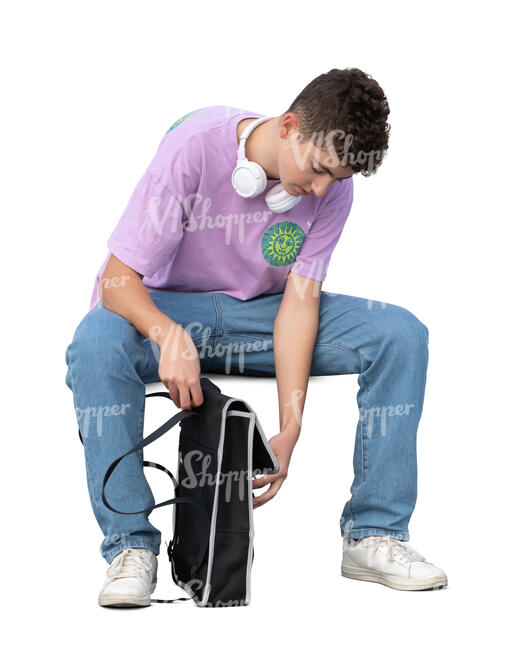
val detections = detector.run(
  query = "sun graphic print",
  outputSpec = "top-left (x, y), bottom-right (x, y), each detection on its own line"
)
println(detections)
top-left (166, 107), bottom-right (208, 132)
top-left (261, 221), bottom-right (306, 268)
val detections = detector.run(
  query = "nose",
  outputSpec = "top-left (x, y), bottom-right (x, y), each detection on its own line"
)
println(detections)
top-left (311, 178), bottom-right (331, 197)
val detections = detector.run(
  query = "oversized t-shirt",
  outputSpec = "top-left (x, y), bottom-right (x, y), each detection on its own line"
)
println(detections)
top-left (88, 105), bottom-right (354, 310)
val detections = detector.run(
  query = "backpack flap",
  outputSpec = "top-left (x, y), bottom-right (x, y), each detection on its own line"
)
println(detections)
top-left (225, 399), bottom-right (280, 477)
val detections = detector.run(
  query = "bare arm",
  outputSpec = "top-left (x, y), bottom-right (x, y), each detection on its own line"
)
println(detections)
top-left (100, 253), bottom-right (174, 343)
top-left (100, 253), bottom-right (204, 409)
top-left (273, 273), bottom-right (321, 440)
top-left (252, 272), bottom-right (321, 508)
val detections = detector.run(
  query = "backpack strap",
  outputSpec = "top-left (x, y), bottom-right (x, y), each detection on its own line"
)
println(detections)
top-left (101, 406), bottom-right (202, 516)
top-left (93, 392), bottom-right (211, 605)
top-left (143, 460), bottom-right (178, 489)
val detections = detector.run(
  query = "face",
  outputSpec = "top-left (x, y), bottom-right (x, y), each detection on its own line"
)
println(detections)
top-left (277, 112), bottom-right (354, 198)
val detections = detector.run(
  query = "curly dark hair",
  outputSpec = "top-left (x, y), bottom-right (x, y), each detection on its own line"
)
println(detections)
top-left (281, 68), bottom-right (391, 176)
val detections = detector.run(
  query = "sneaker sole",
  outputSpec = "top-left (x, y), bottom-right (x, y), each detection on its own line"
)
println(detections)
top-left (98, 593), bottom-right (151, 607)
top-left (98, 580), bottom-right (157, 607)
top-left (341, 563), bottom-right (448, 591)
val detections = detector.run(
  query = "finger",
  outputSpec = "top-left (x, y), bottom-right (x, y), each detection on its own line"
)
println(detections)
top-left (178, 384), bottom-right (192, 410)
top-left (252, 475), bottom-right (273, 489)
top-left (165, 381), bottom-right (180, 408)
top-left (253, 478), bottom-right (284, 508)
top-left (253, 487), bottom-right (276, 508)
top-left (190, 382), bottom-right (204, 408)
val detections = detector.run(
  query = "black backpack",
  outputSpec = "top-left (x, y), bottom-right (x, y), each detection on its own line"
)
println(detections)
top-left (97, 376), bottom-right (279, 607)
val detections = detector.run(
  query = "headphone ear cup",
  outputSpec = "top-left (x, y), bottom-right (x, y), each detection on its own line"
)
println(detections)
top-left (265, 183), bottom-right (302, 214)
top-left (231, 160), bottom-right (268, 199)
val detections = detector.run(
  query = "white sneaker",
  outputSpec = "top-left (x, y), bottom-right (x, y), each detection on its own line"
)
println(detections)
top-left (98, 548), bottom-right (158, 607)
top-left (342, 536), bottom-right (448, 591)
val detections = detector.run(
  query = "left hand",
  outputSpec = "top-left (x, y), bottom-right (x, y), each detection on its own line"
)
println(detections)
top-left (252, 431), bottom-right (298, 508)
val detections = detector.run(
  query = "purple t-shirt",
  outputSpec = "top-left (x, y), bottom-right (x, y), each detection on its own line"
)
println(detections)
top-left (89, 105), bottom-right (353, 310)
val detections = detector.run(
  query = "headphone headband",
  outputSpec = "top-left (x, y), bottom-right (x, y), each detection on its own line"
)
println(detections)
top-left (232, 114), bottom-right (302, 213)
top-left (236, 116), bottom-right (273, 161)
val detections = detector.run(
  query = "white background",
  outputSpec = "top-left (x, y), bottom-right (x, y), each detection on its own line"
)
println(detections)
top-left (2, 0), bottom-right (511, 646)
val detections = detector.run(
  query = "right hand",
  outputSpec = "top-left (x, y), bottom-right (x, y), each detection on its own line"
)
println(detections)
top-left (157, 324), bottom-right (204, 410)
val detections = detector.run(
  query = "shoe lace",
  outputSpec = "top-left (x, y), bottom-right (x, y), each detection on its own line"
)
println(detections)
top-left (107, 548), bottom-right (152, 580)
top-left (364, 536), bottom-right (425, 564)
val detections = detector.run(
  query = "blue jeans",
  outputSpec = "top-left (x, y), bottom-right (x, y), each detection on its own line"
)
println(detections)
top-left (64, 290), bottom-right (429, 563)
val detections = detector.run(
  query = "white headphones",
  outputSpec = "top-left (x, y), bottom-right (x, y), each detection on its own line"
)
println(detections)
top-left (231, 116), bottom-right (302, 214)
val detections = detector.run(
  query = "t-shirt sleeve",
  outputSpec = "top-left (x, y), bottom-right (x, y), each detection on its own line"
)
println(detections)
top-left (106, 133), bottom-right (201, 278)
top-left (290, 177), bottom-right (354, 282)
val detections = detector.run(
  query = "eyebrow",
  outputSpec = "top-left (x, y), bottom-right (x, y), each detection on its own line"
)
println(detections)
top-left (311, 157), bottom-right (350, 180)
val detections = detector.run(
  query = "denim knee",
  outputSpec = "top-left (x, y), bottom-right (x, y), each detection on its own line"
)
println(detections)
top-left (379, 304), bottom-right (429, 352)
top-left (65, 307), bottom-right (137, 387)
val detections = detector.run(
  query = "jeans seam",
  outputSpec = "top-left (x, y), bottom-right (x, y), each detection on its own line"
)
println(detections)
top-left (314, 343), bottom-right (371, 529)
top-left (136, 396), bottom-right (151, 505)
top-left (313, 342), bottom-right (372, 366)
top-left (222, 332), bottom-right (271, 341)
top-left (69, 342), bottom-right (105, 517)
top-left (210, 293), bottom-right (224, 337)
top-left (360, 352), bottom-right (369, 482)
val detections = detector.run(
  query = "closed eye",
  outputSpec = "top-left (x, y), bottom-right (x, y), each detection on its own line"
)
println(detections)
top-left (312, 164), bottom-right (346, 182)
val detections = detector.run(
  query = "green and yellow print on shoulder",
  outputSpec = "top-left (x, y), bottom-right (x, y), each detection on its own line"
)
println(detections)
top-left (261, 221), bottom-right (305, 268)
top-left (167, 107), bottom-right (209, 133)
